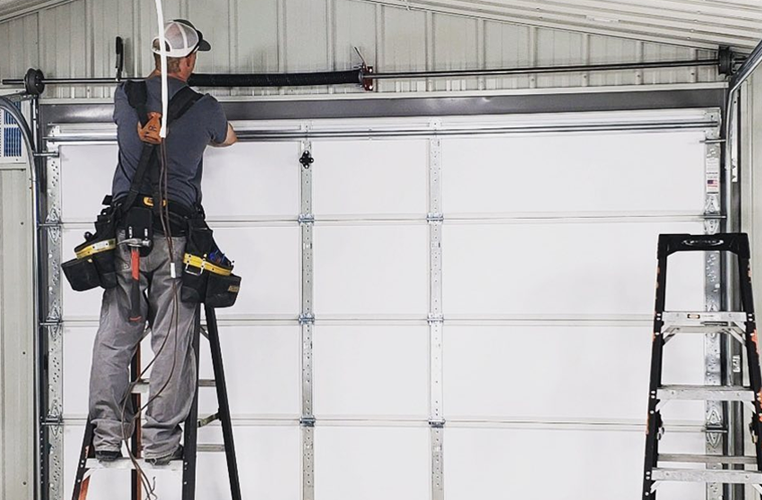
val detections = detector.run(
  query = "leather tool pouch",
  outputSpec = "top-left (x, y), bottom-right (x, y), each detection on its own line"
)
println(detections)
top-left (123, 207), bottom-right (154, 257)
top-left (181, 218), bottom-right (241, 308)
top-left (62, 205), bottom-right (118, 291)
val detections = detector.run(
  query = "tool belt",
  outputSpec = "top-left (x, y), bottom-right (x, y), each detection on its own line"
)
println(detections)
top-left (61, 80), bottom-right (241, 308)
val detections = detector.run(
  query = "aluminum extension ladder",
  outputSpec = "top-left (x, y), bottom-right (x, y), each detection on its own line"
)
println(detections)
top-left (71, 306), bottom-right (242, 500)
top-left (642, 233), bottom-right (762, 498)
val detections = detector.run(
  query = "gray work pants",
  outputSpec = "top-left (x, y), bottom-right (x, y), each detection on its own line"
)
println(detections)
top-left (89, 231), bottom-right (198, 458)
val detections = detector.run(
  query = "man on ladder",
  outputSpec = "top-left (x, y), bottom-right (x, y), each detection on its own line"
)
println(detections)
top-left (89, 19), bottom-right (237, 466)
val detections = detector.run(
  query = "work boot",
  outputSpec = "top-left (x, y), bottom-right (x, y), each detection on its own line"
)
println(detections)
top-left (146, 445), bottom-right (184, 467)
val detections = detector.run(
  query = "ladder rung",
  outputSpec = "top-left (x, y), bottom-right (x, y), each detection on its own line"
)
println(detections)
top-left (85, 458), bottom-right (183, 472)
top-left (657, 385), bottom-right (754, 402)
top-left (661, 311), bottom-right (747, 335)
top-left (198, 413), bottom-right (220, 428)
top-left (651, 468), bottom-right (762, 484)
top-left (197, 444), bottom-right (225, 453)
top-left (659, 454), bottom-right (758, 465)
top-left (132, 378), bottom-right (215, 395)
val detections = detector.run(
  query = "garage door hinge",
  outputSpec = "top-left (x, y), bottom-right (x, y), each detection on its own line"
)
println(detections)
top-left (41, 415), bottom-right (63, 427)
top-left (428, 314), bottom-right (444, 324)
top-left (33, 151), bottom-right (58, 158)
top-left (298, 214), bottom-right (315, 224)
top-left (427, 213), bottom-right (444, 223)
top-left (300, 416), bottom-right (316, 427)
top-left (299, 313), bottom-right (315, 325)
top-left (428, 419), bottom-right (446, 428)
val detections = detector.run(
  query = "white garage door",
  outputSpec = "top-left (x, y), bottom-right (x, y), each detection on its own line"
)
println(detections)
top-left (47, 107), bottom-right (721, 500)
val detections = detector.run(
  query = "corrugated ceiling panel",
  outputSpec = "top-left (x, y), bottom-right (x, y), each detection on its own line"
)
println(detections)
top-left (536, 28), bottom-right (586, 88)
top-left (355, 0), bottom-right (762, 51)
top-left (188, 0), bottom-right (231, 74)
top-left (39, 1), bottom-right (87, 98)
top-left (483, 21), bottom-right (532, 90)
top-left (0, 13), bottom-right (38, 83)
top-left (431, 12), bottom-right (479, 92)
top-left (0, 0), bottom-right (728, 99)
top-left (379, 5), bottom-right (428, 93)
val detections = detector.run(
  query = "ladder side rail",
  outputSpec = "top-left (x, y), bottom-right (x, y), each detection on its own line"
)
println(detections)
top-left (131, 347), bottom-right (142, 500)
top-left (738, 251), bottom-right (762, 469)
top-left (205, 306), bottom-right (242, 500)
top-left (643, 251), bottom-right (670, 499)
top-left (71, 421), bottom-right (95, 500)
top-left (181, 310), bottom-right (201, 500)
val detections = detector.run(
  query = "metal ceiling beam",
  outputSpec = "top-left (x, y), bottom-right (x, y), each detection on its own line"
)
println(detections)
top-left (354, 0), bottom-right (762, 51)
top-left (0, 0), bottom-right (74, 23)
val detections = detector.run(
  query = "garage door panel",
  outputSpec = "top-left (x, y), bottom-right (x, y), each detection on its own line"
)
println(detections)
top-left (314, 427), bottom-right (430, 500)
top-left (443, 222), bottom-right (705, 316)
top-left (312, 139), bottom-right (428, 216)
top-left (60, 144), bottom-right (118, 223)
top-left (313, 325), bottom-right (429, 417)
top-left (63, 325), bottom-right (301, 418)
top-left (444, 325), bottom-right (704, 422)
top-left (202, 142), bottom-right (300, 219)
top-left (212, 227), bottom-right (301, 317)
top-left (59, 143), bottom-right (300, 223)
top-left (441, 131), bottom-right (706, 215)
top-left (445, 427), bottom-right (705, 500)
top-left (196, 325), bottom-right (301, 417)
top-left (313, 225), bottom-right (428, 315)
top-left (61, 226), bottom-right (300, 320)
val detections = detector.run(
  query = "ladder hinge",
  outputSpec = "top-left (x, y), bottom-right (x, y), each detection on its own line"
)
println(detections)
top-left (299, 313), bottom-right (315, 325)
top-left (300, 416), bottom-right (316, 427)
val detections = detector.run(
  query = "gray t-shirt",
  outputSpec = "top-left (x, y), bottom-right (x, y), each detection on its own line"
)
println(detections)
top-left (111, 75), bottom-right (228, 208)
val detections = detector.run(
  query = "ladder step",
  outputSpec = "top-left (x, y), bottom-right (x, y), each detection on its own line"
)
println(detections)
top-left (661, 311), bottom-right (747, 335)
top-left (132, 378), bottom-right (215, 395)
top-left (197, 444), bottom-right (225, 453)
top-left (85, 458), bottom-right (183, 472)
top-left (657, 385), bottom-right (754, 401)
top-left (651, 468), bottom-right (762, 484)
top-left (659, 454), bottom-right (758, 465)
top-left (198, 412), bottom-right (220, 428)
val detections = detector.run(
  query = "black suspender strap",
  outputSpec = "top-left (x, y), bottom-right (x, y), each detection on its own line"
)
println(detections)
top-left (120, 82), bottom-right (203, 213)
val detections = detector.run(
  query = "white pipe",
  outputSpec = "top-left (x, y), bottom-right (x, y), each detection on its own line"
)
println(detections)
top-left (154, 0), bottom-right (168, 138)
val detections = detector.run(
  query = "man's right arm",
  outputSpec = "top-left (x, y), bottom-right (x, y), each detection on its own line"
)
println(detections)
top-left (211, 122), bottom-right (237, 147)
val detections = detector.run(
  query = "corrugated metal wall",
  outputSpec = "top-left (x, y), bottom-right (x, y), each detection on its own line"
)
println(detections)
top-left (0, 162), bottom-right (35, 500)
top-left (0, 0), bottom-right (723, 99)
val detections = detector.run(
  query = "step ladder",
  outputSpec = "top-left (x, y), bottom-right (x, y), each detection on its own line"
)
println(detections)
top-left (643, 233), bottom-right (762, 498)
top-left (71, 306), bottom-right (242, 500)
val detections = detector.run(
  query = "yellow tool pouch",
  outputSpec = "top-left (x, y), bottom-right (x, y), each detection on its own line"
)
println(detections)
top-left (181, 218), bottom-right (241, 309)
